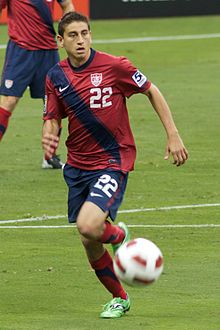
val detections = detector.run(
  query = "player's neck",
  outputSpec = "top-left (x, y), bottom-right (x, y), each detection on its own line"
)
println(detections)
top-left (68, 49), bottom-right (91, 68)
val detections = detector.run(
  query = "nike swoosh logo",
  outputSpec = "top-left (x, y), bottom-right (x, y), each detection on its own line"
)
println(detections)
top-left (90, 192), bottom-right (103, 198)
top-left (59, 85), bottom-right (69, 93)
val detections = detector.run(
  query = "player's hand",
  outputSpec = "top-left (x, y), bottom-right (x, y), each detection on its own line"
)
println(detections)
top-left (164, 133), bottom-right (188, 166)
top-left (42, 133), bottom-right (59, 159)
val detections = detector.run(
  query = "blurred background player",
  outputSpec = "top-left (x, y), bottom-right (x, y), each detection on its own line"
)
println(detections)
top-left (0, 0), bottom-right (74, 169)
top-left (42, 12), bottom-right (188, 318)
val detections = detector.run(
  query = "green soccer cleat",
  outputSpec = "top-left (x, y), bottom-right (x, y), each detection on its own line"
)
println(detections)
top-left (100, 296), bottom-right (130, 319)
top-left (112, 222), bottom-right (130, 255)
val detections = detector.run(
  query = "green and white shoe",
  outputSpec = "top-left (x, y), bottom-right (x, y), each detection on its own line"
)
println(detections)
top-left (112, 222), bottom-right (130, 255)
top-left (100, 296), bottom-right (130, 319)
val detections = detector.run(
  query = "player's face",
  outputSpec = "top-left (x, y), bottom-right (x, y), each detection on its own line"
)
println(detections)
top-left (58, 21), bottom-right (92, 67)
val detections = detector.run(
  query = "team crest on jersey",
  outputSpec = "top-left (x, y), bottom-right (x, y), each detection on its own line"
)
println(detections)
top-left (5, 80), bottom-right (13, 89)
top-left (91, 73), bottom-right (102, 87)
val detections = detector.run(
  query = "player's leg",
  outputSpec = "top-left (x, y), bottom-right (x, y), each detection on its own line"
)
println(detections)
top-left (78, 207), bottom-right (130, 319)
top-left (80, 234), bottom-right (128, 298)
top-left (64, 165), bottom-right (127, 291)
top-left (30, 49), bottom-right (63, 169)
top-left (0, 40), bottom-right (31, 141)
top-left (76, 170), bottom-right (131, 318)
top-left (0, 95), bottom-right (19, 141)
top-left (63, 165), bottom-right (131, 317)
top-left (77, 203), bottom-right (127, 293)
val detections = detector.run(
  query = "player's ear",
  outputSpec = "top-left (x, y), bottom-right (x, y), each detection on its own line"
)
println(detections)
top-left (57, 35), bottom-right (64, 48)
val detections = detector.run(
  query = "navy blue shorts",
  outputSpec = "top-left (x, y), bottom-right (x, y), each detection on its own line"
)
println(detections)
top-left (0, 40), bottom-right (59, 98)
top-left (63, 164), bottom-right (129, 223)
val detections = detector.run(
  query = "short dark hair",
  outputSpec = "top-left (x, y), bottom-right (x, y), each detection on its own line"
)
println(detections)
top-left (58, 12), bottom-right (90, 37)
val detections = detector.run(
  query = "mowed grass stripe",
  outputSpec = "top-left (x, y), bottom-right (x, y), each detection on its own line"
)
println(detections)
top-left (0, 203), bottom-right (220, 224)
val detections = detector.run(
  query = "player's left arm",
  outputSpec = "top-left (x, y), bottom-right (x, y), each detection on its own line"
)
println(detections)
top-left (143, 83), bottom-right (188, 167)
top-left (59, 0), bottom-right (75, 15)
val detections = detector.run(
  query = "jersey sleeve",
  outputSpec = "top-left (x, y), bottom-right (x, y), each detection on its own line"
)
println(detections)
top-left (116, 56), bottom-right (151, 98)
top-left (43, 75), bottom-right (67, 121)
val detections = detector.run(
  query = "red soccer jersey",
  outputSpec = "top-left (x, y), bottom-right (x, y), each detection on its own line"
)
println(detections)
top-left (0, 0), bottom-right (62, 50)
top-left (44, 49), bottom-right (151, 172)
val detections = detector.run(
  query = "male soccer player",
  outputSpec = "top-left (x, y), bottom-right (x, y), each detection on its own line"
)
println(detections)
top-left (0, 0), bottom-right (74, 169)
top-left (42, 12), bottom-right (188, 318)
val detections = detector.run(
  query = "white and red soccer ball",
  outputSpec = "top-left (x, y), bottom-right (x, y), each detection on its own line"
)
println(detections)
top-left (113, 238), bottom-right (164, 287)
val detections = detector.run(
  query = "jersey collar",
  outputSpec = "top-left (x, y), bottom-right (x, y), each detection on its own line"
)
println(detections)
top-left (68, 48), bottom-right (96, 72)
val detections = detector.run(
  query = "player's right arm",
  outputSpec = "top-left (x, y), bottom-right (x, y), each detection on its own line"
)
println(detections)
top-left (42, 120), bottom-right (60, 159)
top-left (0, 0), bottom-right (8, 16)
top-left (42, 75), bottom-right (63, 159)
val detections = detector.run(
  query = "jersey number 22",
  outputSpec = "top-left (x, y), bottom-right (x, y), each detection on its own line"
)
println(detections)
top-left (90, 87), bottom-right (113, 109)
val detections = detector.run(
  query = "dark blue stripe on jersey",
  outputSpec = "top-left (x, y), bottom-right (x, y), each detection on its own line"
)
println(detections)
top-left (0, 125), bottom-right (6, 133)
top-left (30, 0), bottom-right (56, 37)
top-left (48, 64), bottom-right (121, 165)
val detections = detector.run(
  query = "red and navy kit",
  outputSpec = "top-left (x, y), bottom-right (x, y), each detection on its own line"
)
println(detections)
top-left (44, 49), bottom-right (151, 172)
top-left (0, 0), bottom-right (64, 98)
top-left (0, 0), bottom-right (64, 50)
top-left (63, 165), bottom-right (129, 222)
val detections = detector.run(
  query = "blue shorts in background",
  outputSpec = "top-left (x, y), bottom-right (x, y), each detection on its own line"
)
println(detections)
top-left (0, 40), bottom-right (59, 99)
top-left (63, 164), bottom-right (129, 223)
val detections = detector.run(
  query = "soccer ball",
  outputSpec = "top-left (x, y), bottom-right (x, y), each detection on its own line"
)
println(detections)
top-left (113, 238), bottom-right (164, 287)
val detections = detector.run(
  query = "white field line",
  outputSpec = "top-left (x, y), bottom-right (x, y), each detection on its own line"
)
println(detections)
top-left (0, 214), bottom-right (67, 225)
top-left (93, 33), bottom-right (220, 44)
top-left (1, 33), bottom-right (220, 50)
top-left (0, 203), bottom-right (220, 225)
top-left (0, 224), bottom-right (220, 229)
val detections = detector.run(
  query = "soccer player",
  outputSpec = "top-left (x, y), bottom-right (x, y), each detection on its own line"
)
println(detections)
top-left (0, 0), bottom-right (74, 169)
top-left (42, 12), bottom-right (188, 318)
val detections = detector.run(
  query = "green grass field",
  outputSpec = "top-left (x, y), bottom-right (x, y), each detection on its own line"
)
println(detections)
top-left (0, 15), bottom-right (220, 329)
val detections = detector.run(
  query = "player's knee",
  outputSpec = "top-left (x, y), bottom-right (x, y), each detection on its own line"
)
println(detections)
top-left (0, 96), bottom-right (19, 112)
top-left (77, 220), bottom-right (92, 238)
top-left (77, 219), bottom-right (95, 238)
top-left (76, 202), bottom-right (107, 240)
top-left (76, 216), bottom-right (103, 240)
